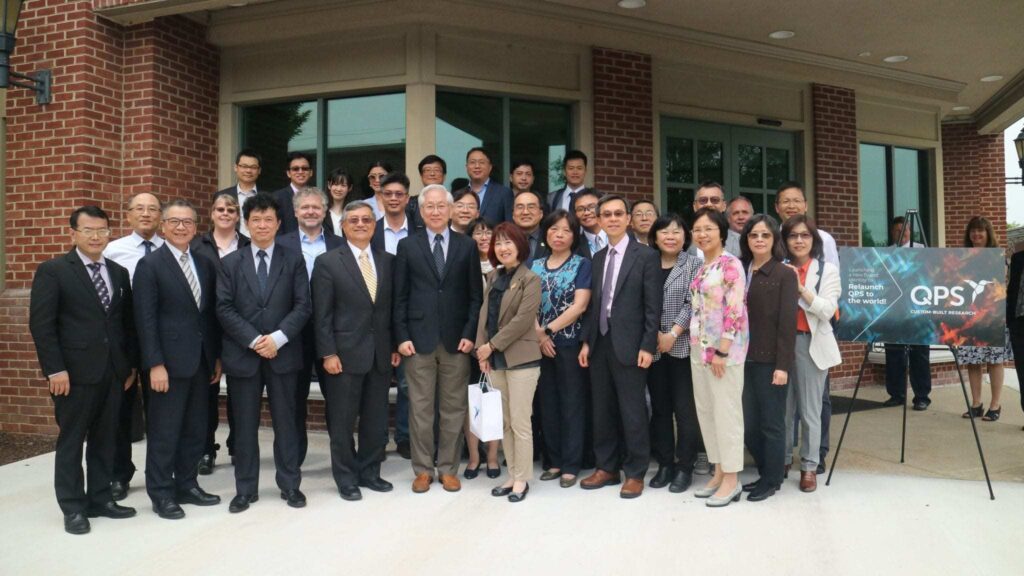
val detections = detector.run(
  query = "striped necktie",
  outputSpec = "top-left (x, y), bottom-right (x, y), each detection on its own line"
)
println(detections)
top-left (87, 262), bottom-right (111, 312)
top-left (359, 250), bottom-right (377, 303)
top-left (178, 252), bottom-right (201, 307)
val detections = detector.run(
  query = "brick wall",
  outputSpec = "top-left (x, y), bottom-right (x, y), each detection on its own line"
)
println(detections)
top-left (591, 47), bottom-right (654, 205)
top-left (0, 7), bottom-right (220, 435)
top-left (941, 122), bottom-right (1006, 247)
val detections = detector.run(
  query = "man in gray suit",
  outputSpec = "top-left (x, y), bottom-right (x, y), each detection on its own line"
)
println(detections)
top-left (216, 192), bottom-right (311, 512)
top-left (312, 201), bottom-right (399, 501)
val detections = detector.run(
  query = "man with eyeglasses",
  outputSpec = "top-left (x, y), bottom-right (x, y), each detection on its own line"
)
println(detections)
top-left (549, 150), bottom-right (591, 213)
top-left (572, 188), bottom-right (607, 259)
top-left (370, 172), bottom-right (423, 460)
top-left (275, 151), bottom-right (315, 236)
top-left (461, 147), bottom-right (513, 223)
top-left (134, 200), bottom-right (223, 519)
top-left (510, 159), bottom-right (536, 196)
top-left (278, 187), bottom-right (344, 466)
top-left (30, 206), bottom-right (139, 534)
top-left (725, 196), bottom-right (753, 256)
top-left (450, 188), bottom-right (480, 235)
top-left (629, 200), bottom-right (659, 246)
top-left (103, 192), bottom-right (164, 501)
top-left (513, 189), bottom-right (548, 266)
top-left (216, 149), bottom-right (263, 238)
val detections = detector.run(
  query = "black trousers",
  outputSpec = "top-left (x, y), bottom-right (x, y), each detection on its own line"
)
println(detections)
top-left (145, 360), bottom-right (209, 502)
top-left (204, 378), bottom-right (234, 457)
top-left (295, 323), bottom-right (327, 466)
top-left (648, 354), bottom-right (701, 472)
top-left (885, 344), bottom-right (932, 401)
top-left (229, 363), bottom-right (300, 495)
top-left (1011, 328), bottom-right (1024, 413)
top-left (52, 367), bottom-right (120, 514)
top-left (743, 362), bottom-right (788, 488)
top-left (538, 343), bottom-right (586, 475)
top-left (323, 367), bottom-right (389, 489)
top-left (590, 334), bottom-right (650, 479)
top-left (113, 370), bottom-right (148, 484)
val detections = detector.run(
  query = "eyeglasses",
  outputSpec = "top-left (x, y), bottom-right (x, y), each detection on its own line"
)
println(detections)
top-left (453, 202), bottom-right (477, 210)
top-left (382, 191), bottom-right (408, 199)
top-left (472, 230), bottom-right (493, 238)
top-left (236, 163), bottom-right (260, 171)
top-left (130, 205), bottom-right (161, 214)
top-left (778, 198), bottom-right (804, 207)
top-left (600, 210), bottom-right (627, 218)
top-left (214, 207), bottom-right (238, 214)
top-left (514, 204), bottom-right (540, 213)
top-left (368, 173), bottom-right (387, 181)
top-left (787, 232), bottom-right (813, 241)
top-left (692, 227), bottom-right (719, 236)
top-left (695, 196), bottom-right (723, 206)
top-left (76, 227), bottom-right (111, 238)
top-left (748, 232), bottom-right (773, 240)
top-left (421, 167), bottom-right (444, 175)
top-left (632, 210), bottom-right (656, 218)
top-left (289, 166), bottom-right (312, 173)
top-left (467, 159), bottom-right (490, 167)
top-left (164, 218), bottom-right (196, 228)
top-left (421, 204), bottom-right (448, 213)
top-left (575, 204), bottom-right (597, 215)
top-left (345, 216), bottom-right (375, 225)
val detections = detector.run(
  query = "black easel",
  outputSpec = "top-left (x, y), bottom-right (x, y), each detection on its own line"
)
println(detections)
top-left (826, 209), bottom-right (995, 500)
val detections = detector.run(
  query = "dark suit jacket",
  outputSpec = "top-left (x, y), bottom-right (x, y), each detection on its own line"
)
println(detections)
top-left (393, 229), bottom-right (483, 355)
top-left (29, 249), bottom-right (137, 385)
top-left (311, 245), bottom-right (394, 374)
top-left (1008, 251), bottom-right (1024, 332)
top-left (461, 181), bottom-right (513, 223)
top-left (190, 231), bottom-right (250, 273)
top-left (548, 186), bottom-right (594, 212)
top-left (133, 245), bottom-right (221, 378)
top-left (370, 215), bottom-right (423, 254)
top-left (276, 228), bottom-right (345, 264)
top-left (216, 245), bottom-right (311, 378)
top-left (274, 186), bottom-right (298, 236)
top-left (583, 238), bottom-right (662, 365)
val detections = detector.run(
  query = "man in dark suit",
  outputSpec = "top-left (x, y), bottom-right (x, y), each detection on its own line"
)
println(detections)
top-left (216, 193), bottom-right (311, 512)
top-left (1007, 247), bottom-right (1024, 420)
top-left (513, 190), bottom-right (548, 266)
top-left (394, 184), bottom-right (483, 493)
top-left (30, 206), bottom-right (139, 535)
top-left (579, 194), bottom-right (662, 499)
top-left (277, 187), bottom-right (344, 466)
top-left (572, 188), bottom-right (606, 259)
top-left (313, 201), bottom-right (399, 500)
top-left (214, 148), bottom-right (262, 238)
top-left (460, 147), bottom-right (512, 223)
top-left (134, 199), bottom-right (223, 519)
top-left (510, 159), bottom-right (535, 197)
top-left (548, 149), bottom-right (591, 213)
top-left (274, 151), bottom-right (314, 236)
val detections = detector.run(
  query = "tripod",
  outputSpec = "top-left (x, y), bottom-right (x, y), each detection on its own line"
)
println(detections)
top-left (826, 209), bottom-right (995, 499)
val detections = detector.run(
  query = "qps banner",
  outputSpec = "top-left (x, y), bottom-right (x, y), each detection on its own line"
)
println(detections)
top-left (836, 247), bottom-right (1006, 346)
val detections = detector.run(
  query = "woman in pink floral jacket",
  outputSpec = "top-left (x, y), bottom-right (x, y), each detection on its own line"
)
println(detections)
top-left (688, 207), bottom-right (749, 508)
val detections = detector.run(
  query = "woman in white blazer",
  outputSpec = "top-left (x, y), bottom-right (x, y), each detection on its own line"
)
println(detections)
top-left (781, 215), bottom-right (841, 493)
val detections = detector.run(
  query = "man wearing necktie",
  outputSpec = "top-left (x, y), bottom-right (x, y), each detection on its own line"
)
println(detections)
top-left (30, 206), bottom-right (139, 534)
top-left (216, 193), bottom-right (311, 512)
top-left (312, 201), bottom-right (399, 501)
top-left (578, 194), bottom-right (662, 499)
top-left (134, 200), bottom-right (222, 519)
top-left (102, 192), bottom-right (164, 501)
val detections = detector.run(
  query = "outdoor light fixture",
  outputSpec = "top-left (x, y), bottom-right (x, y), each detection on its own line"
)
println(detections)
top-left (1011, 127), bottom-right (1024, 185)
top-left (0, 0), bottom-right (51, 105)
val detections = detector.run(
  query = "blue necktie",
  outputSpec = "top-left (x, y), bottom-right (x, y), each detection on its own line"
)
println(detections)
top-left (142, 240), bottom-right (154, 255)
top-left (432, 235), bottom-right (445, 278)
top-left (257, 250), bottom-right (268, 298)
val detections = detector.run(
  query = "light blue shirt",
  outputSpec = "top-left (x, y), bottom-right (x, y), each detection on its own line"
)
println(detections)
top-left (103, 231), bottom-right (165, 283)
top-left (165, 242), bottom-right (201, 305)
top-left (383, 216), bottom-right (409, 256)
top-left (299, 227), bottom-right (328, 280)
top-left (247, 242), bottom-right (288, 350)
top-left (427, 227), bottom-right (450, 261)
top-left (473, 179), bottom-right (491, 208)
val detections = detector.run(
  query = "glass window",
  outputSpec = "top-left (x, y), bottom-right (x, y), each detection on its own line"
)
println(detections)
top-left (510, 99), bottom-right (571, 195)
top-left (859, 143), bottom-right (931, 246)
top-left (860, 144), bottom-right (888, 247)
top-left (242, 101), bottom-right (318, 192)
top-left (737, 144), bottom-right (763, 189)
top-left (665, 137), bottom-right (694, 183)
top-left (436, 92), bottom-right (502, 189)
top-left (766, 148), bottom-right (789, 190)
top-left (327, 93), bottom-right (406, 200)
top-left (697, 140), bottom-right (724, 184)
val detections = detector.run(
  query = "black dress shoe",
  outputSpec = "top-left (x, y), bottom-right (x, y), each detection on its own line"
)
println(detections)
top-left (649, 465), bottom-right (674, 489)
top-left (463, 463), bottom-right (481, 480)
top-left (228, 494), bottom-right (258, 513)
top-left (747, 485), bottom-right (777, 502)
top-left (64, 512), bottom-right (90, 535)
top-left (339, 485), bottom-right (363, 501)
top-left (912, 399), bottom-right (931, 411)
top-left (110, 481), bottom-right (128, 502)
top-left (882, 396), bottom-right (905, 407)
top-left (86, 501), bottom-right (137, 519)
top-left (198, 453), bottom-right (215, 476)
top-left (359, 477), bottom-right (394, 493)
top-left (281, 488), bottom-right (307, 508)
top-left (152, 499), bottom-right (185, 520)
top-left (816, 462), bottom-right (827, 475)
top-left (668, 470), bottom-right (692, 493)
top-left (508, 483), bottom-right (529, 503)
top-left (491, 485), bottom-right (513, 497)
top-left (486, 465), bottom-right (501, 479)
top-left (177, 487), bottom-right (221, 506)
top-left (741, 479), bottom-right (760, 492)
top-left (396, 441), bottom-right (411, 460)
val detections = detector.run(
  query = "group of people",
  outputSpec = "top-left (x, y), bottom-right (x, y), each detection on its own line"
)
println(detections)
top-left (29, 143), bottom-right (1017, 535)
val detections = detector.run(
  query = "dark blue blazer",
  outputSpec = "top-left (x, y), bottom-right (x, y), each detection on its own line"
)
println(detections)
top-left (134, 244), bottom-right (221, 379)
top-left (274, 186), bottom-right (298, 236)
top-left (216, 244), bottom-right (311, 378)
top-left (461, 181), bottom-right (513, 224)
top-left (393, 230), bottom-right (483, 355)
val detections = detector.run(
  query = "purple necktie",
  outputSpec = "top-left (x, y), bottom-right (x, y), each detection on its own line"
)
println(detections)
top-left (599, 247), bottom-right (616, 335)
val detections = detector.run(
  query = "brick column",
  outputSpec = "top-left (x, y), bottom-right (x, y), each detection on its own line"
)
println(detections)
top-left (941, 122), bottom-right (1005, 247)
top-left (0, 8), bottom-right (220, 435)
top-left (592, 47), bottom-right (654, 205)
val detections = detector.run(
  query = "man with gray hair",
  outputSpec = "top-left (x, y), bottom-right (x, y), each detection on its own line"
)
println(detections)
top-left (725, 196), bottom-right (753, 256)
top-left (394, 184), bottom-right (483, 493)
top-left (278, 187), bottom-right (344, 465)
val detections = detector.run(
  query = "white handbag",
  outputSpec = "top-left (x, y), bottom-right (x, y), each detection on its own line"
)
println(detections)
top-left (468, 373), bottom-right (503, 442)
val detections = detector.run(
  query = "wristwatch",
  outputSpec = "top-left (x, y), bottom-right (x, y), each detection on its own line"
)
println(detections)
top-left (713, 349), bottom-right (729, 358)
top-left (543, 325), bottom-right (554, 337)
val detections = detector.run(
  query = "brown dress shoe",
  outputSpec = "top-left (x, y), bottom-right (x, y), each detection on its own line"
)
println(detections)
top-left (799, 471), bottom-right (817, 493)
top-left (580, 469), bottom-right (622, 490)
top-left (412, 473), bottom-right (433, 493)
top-left (620, 477), bottom-right (644, 499)
top-left (440, 474), bottom-right (462, 492)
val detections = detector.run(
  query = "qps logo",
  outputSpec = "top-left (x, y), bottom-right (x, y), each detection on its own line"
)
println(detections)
top-left (910, 280), bottom-right (992, 307)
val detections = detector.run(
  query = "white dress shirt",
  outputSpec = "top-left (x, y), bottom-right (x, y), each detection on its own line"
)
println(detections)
top-left (103, 231), bottom-right (165, 284)
top-left (560, 185), bottom-right (586, 212)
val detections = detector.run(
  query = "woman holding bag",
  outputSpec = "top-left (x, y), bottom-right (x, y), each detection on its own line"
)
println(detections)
top-left (476, 223), bottom-right (543, 502)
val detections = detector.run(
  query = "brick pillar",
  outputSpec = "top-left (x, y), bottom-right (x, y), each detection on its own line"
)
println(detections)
top-left (811, 84), bottom-right (859, 248)
top-left (941, 122), bottom-right (1006, 247)
top-left (592, 47), bottom-right (654, 205)
top-left (0, 7), bottom-right (220, 435)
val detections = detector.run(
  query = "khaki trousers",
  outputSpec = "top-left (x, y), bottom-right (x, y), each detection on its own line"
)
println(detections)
top-left (405, 346), bottom-right (470, 477)
top-left (489, 367), bottom-right (540, 483)
top-left (690, 359), bottom-right (745, 473)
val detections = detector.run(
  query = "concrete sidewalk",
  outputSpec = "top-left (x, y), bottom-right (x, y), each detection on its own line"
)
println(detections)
top-left (1, 382), bottom-right (1021, 576)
